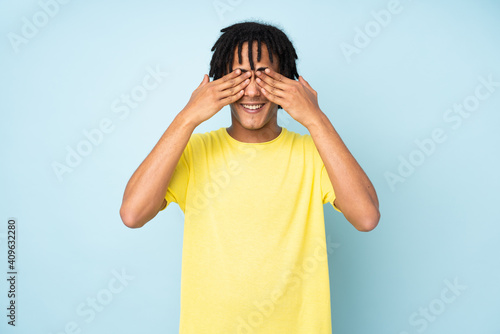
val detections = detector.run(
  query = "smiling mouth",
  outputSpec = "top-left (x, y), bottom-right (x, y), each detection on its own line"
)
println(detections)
top-left (241, 103), bottom-right (265, 112)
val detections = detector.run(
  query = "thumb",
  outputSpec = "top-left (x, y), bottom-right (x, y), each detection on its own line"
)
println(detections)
top-left (299, 75), bottom-right (314, 91)
top-left (199, 74), bottom-right (209, 87)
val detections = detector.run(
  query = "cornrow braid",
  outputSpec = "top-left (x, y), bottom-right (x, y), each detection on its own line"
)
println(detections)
top-left (209, 21), bottom-right (299, 82)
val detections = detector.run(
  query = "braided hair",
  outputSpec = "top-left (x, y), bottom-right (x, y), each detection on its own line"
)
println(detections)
top-left (209, 21), bottom-right (299, 82)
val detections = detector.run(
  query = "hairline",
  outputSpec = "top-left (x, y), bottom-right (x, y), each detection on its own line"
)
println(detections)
top-left (225, 41), bottom-right (280, 74)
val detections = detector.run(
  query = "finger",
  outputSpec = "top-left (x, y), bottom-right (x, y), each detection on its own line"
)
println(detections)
top-left (259, 86), bottom-right (284, 105)
top-left (255, 76), bottom-right (285, 98)
top-left (263, 68), bottom-right (293, 84)
top-left (299, 75), bottom-right (317, 95)
top-left (198, 74), bottom-right (209, 88)
top-left (211, 68), bottom-right (242, 87)
top-left (220, 88), bottom-right (245, 105)
top-left (219, 68), bottom-right (246, 85)
top-left (219, 77), bottom-right (250, 99)
top-left (299, 75), bottom-right (312, 89)
top-left (218, 70), bottom-right (251, 91)
top-left (256, 69), bottom-right (290, 93)
top-left (256, 70), bottom-right (288, 91)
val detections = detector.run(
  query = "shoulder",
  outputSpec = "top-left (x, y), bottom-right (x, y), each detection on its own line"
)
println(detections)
top-left (287, 129), bottom-right (322, 166)
top-left (187, 127), bottom-right (225, 149)
top-left (283, 128), bottom-right (315, 147)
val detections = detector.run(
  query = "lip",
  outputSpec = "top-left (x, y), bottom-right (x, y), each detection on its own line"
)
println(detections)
top-left (241, 103), bottom-right (266, 114)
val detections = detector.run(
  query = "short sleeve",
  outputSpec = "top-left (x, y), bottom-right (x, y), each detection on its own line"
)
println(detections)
top-left (320, 162), bottom-right (341, 212)
top-left (307, 134), bottom-right (341, 213)
top-left (160, 139), bottom-right (191, 212)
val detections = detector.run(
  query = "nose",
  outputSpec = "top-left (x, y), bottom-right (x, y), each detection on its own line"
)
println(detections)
top-left (243, 71), bottom-right (261, 97)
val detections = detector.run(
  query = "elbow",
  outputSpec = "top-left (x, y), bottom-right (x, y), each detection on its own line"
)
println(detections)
top-left (120, 205), bottom-right (145, 229)
top-left (354, 207), bottom-right (380, 232)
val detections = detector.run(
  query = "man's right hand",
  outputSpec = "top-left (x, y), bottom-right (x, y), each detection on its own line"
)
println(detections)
top-left (181, 69), bottom-right (252, 126)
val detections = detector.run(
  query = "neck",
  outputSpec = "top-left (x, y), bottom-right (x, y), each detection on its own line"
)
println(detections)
top-left (226, 120), bottom-right (282, 143)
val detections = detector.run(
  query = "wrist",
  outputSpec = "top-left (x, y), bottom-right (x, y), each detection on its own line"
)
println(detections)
top-left (304, 108), bottom-right (326, 130)
top-left (177, 108), bottom-right (200, 131)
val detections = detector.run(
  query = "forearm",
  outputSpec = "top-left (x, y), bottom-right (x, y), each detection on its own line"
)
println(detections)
top-left (308, 110), bottom-right (379, 231)
top-left (120, 109), bottom-right (198, 228)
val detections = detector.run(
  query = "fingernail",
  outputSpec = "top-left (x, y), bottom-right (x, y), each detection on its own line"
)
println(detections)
top-left (256, 71), bottom-right (261, 76)
top-left (265, 68), bottom-right (270, 73)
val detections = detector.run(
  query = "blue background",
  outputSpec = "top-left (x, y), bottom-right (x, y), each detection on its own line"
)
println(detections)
top-left (1, 0), bottom-right (499, 333)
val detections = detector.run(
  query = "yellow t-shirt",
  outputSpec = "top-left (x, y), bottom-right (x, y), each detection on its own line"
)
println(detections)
top-left (163, 126), bottom-right (341, 334)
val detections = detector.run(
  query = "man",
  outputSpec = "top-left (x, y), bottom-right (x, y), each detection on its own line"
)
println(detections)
top-left (120, 21), bottom-right (380, 333)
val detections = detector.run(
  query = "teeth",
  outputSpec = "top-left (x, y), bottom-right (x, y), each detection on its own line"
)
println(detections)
top-left (242, 104), bottom-right (264, 110)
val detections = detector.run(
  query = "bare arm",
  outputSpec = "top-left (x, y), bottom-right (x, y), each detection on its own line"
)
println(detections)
top-left (255, 68), bottom-right (380, 231)
top-left (307, 113), bottom-right (380, 231)
top-left (120, 69), bottom-right (252, 228)
top-left (119, 112), bottom-right (197, 228)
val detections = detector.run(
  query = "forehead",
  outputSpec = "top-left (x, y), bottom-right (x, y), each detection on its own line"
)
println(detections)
top-left (230, 41), bottom-right (278, 71)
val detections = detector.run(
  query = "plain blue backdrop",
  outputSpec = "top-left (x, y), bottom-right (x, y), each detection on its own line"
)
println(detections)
top-left (1, 0), bottom-right (499, 333)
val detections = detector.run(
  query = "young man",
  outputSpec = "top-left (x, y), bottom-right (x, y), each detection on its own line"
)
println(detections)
top-left (120, 21), bottom-right (380, 333)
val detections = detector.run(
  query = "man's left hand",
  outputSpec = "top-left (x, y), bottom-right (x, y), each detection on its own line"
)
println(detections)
top-left (256, 68), bottom-right (323, 128)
